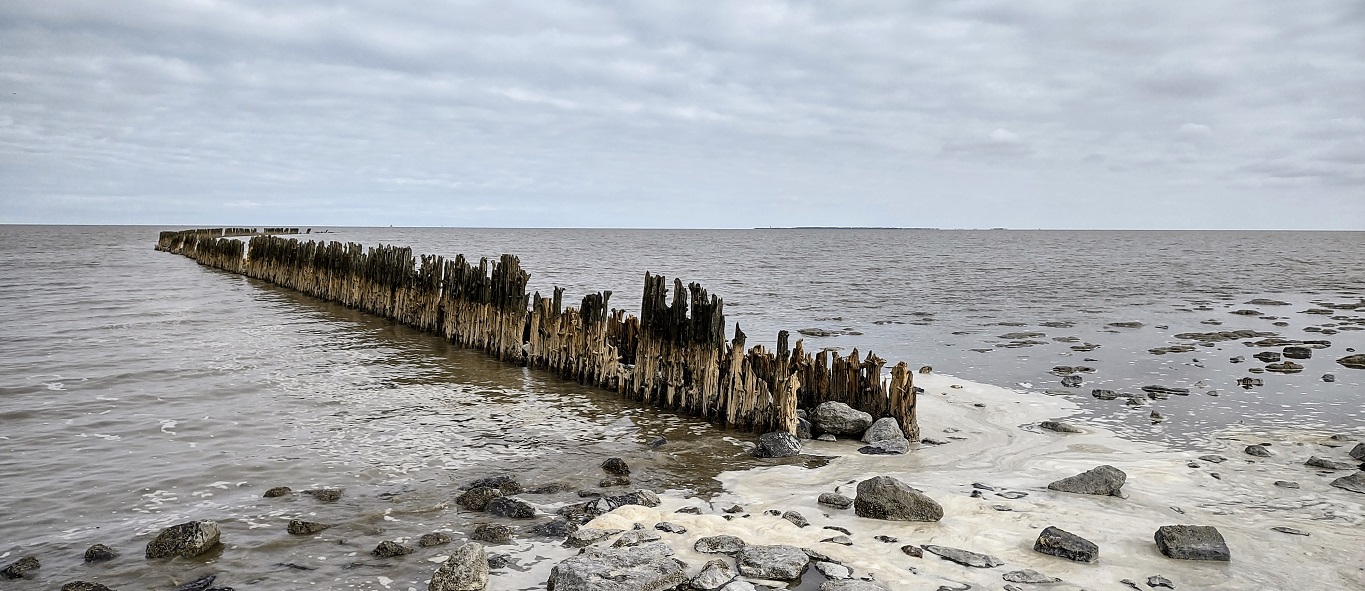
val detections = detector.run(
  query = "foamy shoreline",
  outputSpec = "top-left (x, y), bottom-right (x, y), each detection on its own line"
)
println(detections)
top-left (581, 372), bottom-right (1365, 590)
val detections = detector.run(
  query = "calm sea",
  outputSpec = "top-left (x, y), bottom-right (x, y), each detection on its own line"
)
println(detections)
top-left (1, 225), bottom-right (1361, 589)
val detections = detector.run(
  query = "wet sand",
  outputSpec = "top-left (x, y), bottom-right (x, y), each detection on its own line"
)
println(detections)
top-left (586, 372), bottom-right (1365, 590)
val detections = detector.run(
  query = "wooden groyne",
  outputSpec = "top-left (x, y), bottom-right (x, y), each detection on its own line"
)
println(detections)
top-left (155, 228), bottom-right (918, 439)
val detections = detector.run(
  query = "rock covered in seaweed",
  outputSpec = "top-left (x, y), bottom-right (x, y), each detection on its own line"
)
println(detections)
top-left (429, 542), bottom-right (489, 591)
top-left (145, 520), bottom-right (221, 559)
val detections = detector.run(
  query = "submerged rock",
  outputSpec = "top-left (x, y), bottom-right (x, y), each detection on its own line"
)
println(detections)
top-left (61, 582), bottom-right (114, 591)
top-left (922, 545), bottom-right (1004, 568)
top-left (262, 486), bottom-right (292, 498)
top-left (371, 540), bottom-right (414, 558)
top-left (754, 431), bottom-right (802, 458)
top-left (1, 556), bottom-right (39, 580)
top-left (456, 487), bottom-right (504, 511)
top-left (486, 496), bottom-right (536, 519)
top-left (1033, 526), bottom-right (1098, 563)
top-left (287, 520), bottom-right (331, 535)
top-left (600, 457), bottom-right (631, 476)
top-left (811, 402), bottom-right (874, 436)
top-left (304, 488), bottom-right (342, 502)
top-left (145, 520), bottom-right (221, 559)
top-left (84, 544), bottom-right (118, 562)
top-left (464, 475), bottom-right (523, 494)
top-left (1047, 465), bottom-right (1126, 496)
top-left (736, 545), bottom-right (809, 580)
top-left (547, 542), bottom-right (684, 591)
top-left (419, 532), bottom-right (453, 547)
top-left (429, 542), bottom-right (489, 591)
top-left (169, 574), bottom-right (217, 591)
top-left (1154, 525), bottom-right (1231, 561)
top-left (854, 476), bottom-right (943, 522)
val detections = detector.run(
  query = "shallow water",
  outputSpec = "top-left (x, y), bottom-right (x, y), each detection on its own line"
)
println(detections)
top-left (0, 225), bottom-right (1362, 590)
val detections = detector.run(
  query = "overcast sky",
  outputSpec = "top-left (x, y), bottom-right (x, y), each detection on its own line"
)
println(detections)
top-left (1, 1), bottom-right (1362, 229)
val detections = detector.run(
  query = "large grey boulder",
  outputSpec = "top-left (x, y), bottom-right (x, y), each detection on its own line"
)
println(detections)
top-left (861, 417), bottom-right (905, 443)
top-left (922, 545), bottom-right (1004, 568)
top-left (547, 541), bottom-right (686, 591)
top-left (429, 542), bottom-right (489, 591)
top-left (811, 402), bottom-right (874, 436)
top-left (736, 544), bottom-right (810, 580)
top-left (1154, 525), bottom-right (1230, 561)
top-left (1033, 526), bottom-right (1098, 563)
top-left (854, 476), bottom-right (943, 522)
top-left (145, 520), bottom-right (221, 559)
top-left (754, 431), bottom-right (802, 458)
top-left (694, 534), bottom-right (746, 554)
top-left (1047, 465), bottom-right (1126, 497)
top-left (1331, 471), bottom-right (1365, 494)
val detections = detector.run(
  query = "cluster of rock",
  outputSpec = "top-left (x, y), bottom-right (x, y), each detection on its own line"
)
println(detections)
top-left (753, 401), bottom-right (915, 459)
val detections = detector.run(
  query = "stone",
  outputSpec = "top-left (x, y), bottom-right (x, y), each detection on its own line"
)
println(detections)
top-left (1092, 389), bottom-right (1120, 400)
top-left (1329, 471), bottom-right (1365, 494)
top-left (419, 532), bottom-right (453, 547)
top-left (486, 496), bottom-right (536, 519)
top-left (1154, 525), bottom-right (1231, 561)
top-left (599, 476), bottom-right (631, 487)
top-left (796, 418), bottom-right (814, 439)
top-left (648, 436), bottom-right (668, 447)
top-left (1274, 480), bottom-right (1300, 489)
top-left (814, 561), bottom-right (853, 579)
top-left (861, 417), bottom-right (906, 443)
top-left (486, 553), bottom-right (514, 569)
top-left (1336, 352), bottom-right (1365, 369)
top-left (691, 559), bottom-right (735, 591)
top-left (1061, 375), bottom-right (1082, 387)
top-left (62, 583), bottom-right (114, 591)
top-left (754, 431), bottom-right (802, 458)
top-left (695, 534), bottom-right (746, 554)
top-left (1265, 361), bottom-right (1303, 373)
top-left (1271, 526), bottom-right (1309, 536)
top-left (1148, 575), bottom-right (1175, 589)
top-left (465, 475), bottom-right (522, 494)
top-left (675, 506), bottom-right (701, 514)
top-left (782, 510), bottom-right (810, 527)
top-left (901, 544), bottom-right (923, 557)
top-left (563, 528), bottom-right (623, 548)
top-left (456, 487), bottom-right (503, 511)
top-left (612, 530), bottom-right (660, 547)
top-left (823, 525), bottom-right (851, 535)
top-left (737, 544), bottom-right (810, 580)
top-left (922, 545), bottom-right (1004, 568)
top-left (1253, 351), bottom-right (1281, 362)
top-left (1047, 465), bottom-right (1127, 496)
top-left (527, 482), bottom-right (575, 494)
top-left (811, 401), bottom-right (874, 436)
top-left (1198, 455), bottom-right (1227, 464)
top-left (145, 520), bottom-right (221, 559)
top-left (1283, 346), bottom-right (1312, 359)
top-left (1040, 420), bottom-right (1083, 433)
top-left (429, 542), bottom-right (489, 591)
top-left (582, 490), bottom-right (661, 518)
top-left (601, 457), bottom-right (631, 476)
top-left (1323, 374), bottom-right (1336, 382)
top-left (1003, 569), bottom-right (1061, 583)
top-left (287, 520), bottom-right (331, 535)
top-left (816, 433), bottom-right (838, 442)
top-left (820, 582), bottom-right (889, 591)
top-left (1244, 445), bottom-right (1272, 457)
top-left (372, 540), bottom-right (415, 557)
top-left (0, 556), bottom-right (39, 579)
top-left (1350, 443), bottom-right (1365, 460)
top-left (820, 535), bottom-right (853, 545)
top-left (854, 475), bottom-right (943, 522)
top-left (547, 542), bottom-right (684, 591)
top-left (1305, 456), bottom-right (1357, 470)
top-left (471, 523), bottom-right (513, 543)
top-left (818, 492), bottom-right (853, 509)
top-left (529, 518), bottom-right (579, 538)
top-left (653, 521), bottom-right (686, 534)
top-left (1033, 526), bottom-right (1098, 563)
top-left (169, 574), bottom-right (217, 591)
top-left (84, 544), bottom-right (118, 562)
top-left (304, 488), bottom-right (342, 502)
top-left (858, 438), bottom-right (911, 455)
top-left (262, 486), bottom-right (292, 497)
top-left (996, 491), bottom-right (1027, 499)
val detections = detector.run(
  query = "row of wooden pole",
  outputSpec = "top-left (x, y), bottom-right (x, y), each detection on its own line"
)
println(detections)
top-left (155, 229), bottom-right (918, 439)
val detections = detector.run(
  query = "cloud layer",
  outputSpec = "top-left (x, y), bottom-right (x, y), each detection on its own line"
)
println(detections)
top-left (2, 0), bottom-right (1362, 228)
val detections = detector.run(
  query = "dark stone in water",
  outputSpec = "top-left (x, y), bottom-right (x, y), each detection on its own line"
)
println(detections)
top-left (601, 457), bottom-right (631, 476)
top-left (755, 431), bottom-right (802, 458)
top-left (1283, 346), bottom-right (1312, 359)
top-left (487, 496), bottom-right (536, 519)
top-left (262, 486), bottom-right (292, 498)
top-left (782, 510), bottom-right (810, 528)
top-left (471, 523), bottom-right (513, 543)
top-left (1271, 526), bottom-right (1309, 536)
top-left (818, 492), bottom-right (853, 509)
top-left (1336, 354), bottom-right (1365, 369)
top-left (854, 476), bottom-right (944, 521)
top-left (821, 535), bottom-right (854, 546)
top-left (287, 520), bottom-right (330, 535)
top-left (1033, 526), bottom-right (1098, 563)
top-left (304, 488), bottom-right (341, 502)
top-left (1274, 480), bottom-right (1300, 489)
top-left (1142, 385), bottom-right (1190, 397)
top-left (1148, 574), bottom-right (1175, 589)
top-left (1040, 420), bottom-right (1083, 433)
top-left (1154, 525), bottom-right (1230, 561)
top-left (1198, 455), bottom-right (1227, 464)
top-left (1329, 471), bottom-right (1365, 494)
top-left (1060, 375), bottom-right (1082, 388)
top-left (528, 518), bottom-right (578, 538)
top-left (1323, 373), bottom-right (1336, 382)
top-left (1, 556), bottom-right (40, 580)
top-left (61, 582), bottom-right (114, 591)
top-left (599, 475), bottom-right (631, 487)
top-left (1092, 389), bottom-right (1120, 400)
top-left (418, 532), bottom-right (452, 547)
top-left (1244, 445), bottom-right (1272, 457)
top-left (84, 544), bottom-right (118, 562)
top-left (371, 541), bottom-right (414, 557)
top-left (647, 436), bottom-right (668, 447)
top-left (1351, 443), bottom-right (1365, 461)
top-left (823, 525), bottom-right (851, 535)
top-left (464, 475), bottom-right (522, 494)
top-left (1265, 361), bottom-right (1303, 373)
top-left (456, 486), bottom-right (504, 511)
top-left (997, 491), bottom-right (1027, 499)
top-left (169, 574), bottom-right (217, 591)
top-left (146, 520), bottom-right (221, 559)
top-left (1305, 456), bottom-right (1357, 470)
top-left (275, 562), bottom-right (317, 570)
